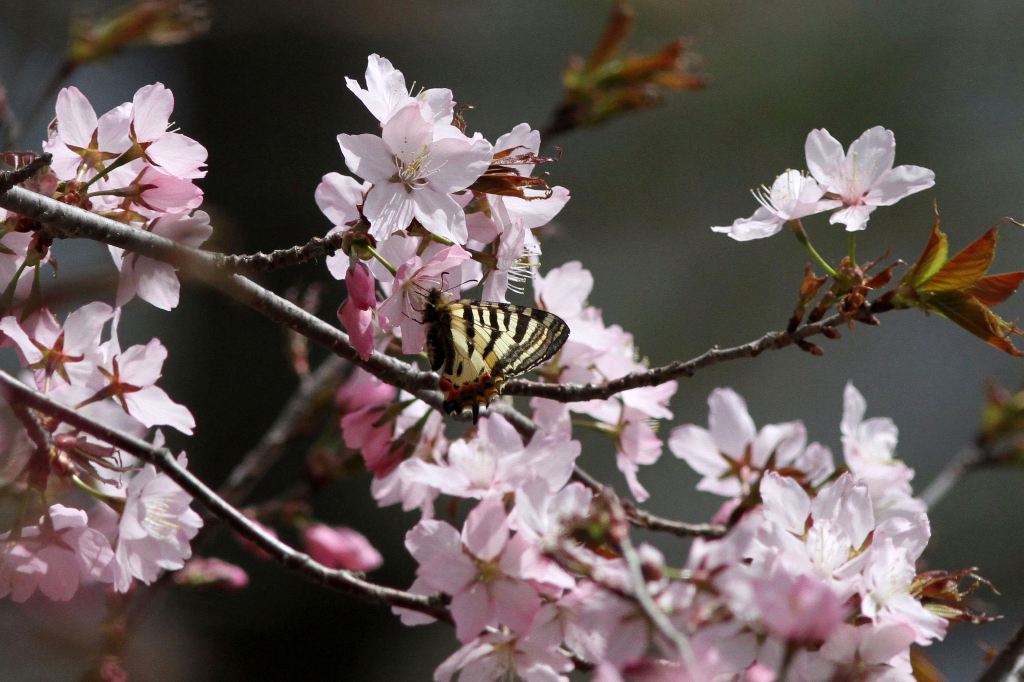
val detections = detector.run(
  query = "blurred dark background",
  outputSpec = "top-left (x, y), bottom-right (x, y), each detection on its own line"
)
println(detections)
top-left (2, 1), bottom-right (1023, 680)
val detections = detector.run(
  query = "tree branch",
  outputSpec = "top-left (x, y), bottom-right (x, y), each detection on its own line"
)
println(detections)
top-left (0, 369), bottom-right (450, 621)
top-left (572, 466), bottom-right (724, 538)
top-left (217, 231), bottom-right (347, 274)
top-left (504, 303), bottom-right (889, 402)
top-left (0, 185), bottom-right (437, 396)
top-left (976, 621), bottom-right (1024, 682)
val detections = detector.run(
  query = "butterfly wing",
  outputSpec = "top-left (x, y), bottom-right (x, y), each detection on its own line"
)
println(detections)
top-left (426, 294), bottom-right (569, 422)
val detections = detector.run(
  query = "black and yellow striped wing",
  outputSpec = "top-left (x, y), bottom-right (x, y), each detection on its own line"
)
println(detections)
top-left (425, 289), bottom-right (569, 422)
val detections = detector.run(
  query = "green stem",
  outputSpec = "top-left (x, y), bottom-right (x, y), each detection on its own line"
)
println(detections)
top-left (848, 232), bottom-right (857, 264)
top-left (364, 245), bottom-right (397, 276)
top-left (83, 149), bottom-right (140, 189)
top-left (71, 475), bottom-right (125, 512)
top-left (788, 220), bottom-right (837, 277)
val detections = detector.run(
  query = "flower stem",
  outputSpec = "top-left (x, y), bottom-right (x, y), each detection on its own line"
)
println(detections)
top-left (788, 220), bottom-right (837, 277)
top-left (364, 245), bottom-right (397, 276)
top-left (848, 232), bottom-right (857, 264)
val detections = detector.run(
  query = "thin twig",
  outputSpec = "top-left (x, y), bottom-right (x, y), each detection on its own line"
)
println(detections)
top-left (504, 303), bottom-right (889, 402)
top-left (0, 153), bottom-right (52, 192)
top-left (976, 621), bottom-right (1024, 682)
top-left (919, 446), bottom-right (984, 510)
top-left (612, 496), bottom-right (695, 670)
top-left (0, 369), bottom-right (450, 621)
top-left (572, 466), bottom-right (724, 538)
top-left (217, 231), bottom-right (347, 274)
top-left (219, 354), bottom-right (348, 504)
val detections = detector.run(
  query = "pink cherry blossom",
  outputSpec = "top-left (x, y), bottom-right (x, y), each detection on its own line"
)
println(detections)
top-left (85, 337), bottom-right (196, 434)
top-left (337, 102), bottom-right (492, 243)
top-left (0, 504), bottom-right (113, 601)
top-left (482, 213), bottom-right (536, 303)
top-left (0, 231), bottom-right (43, 307)
top-left (43, 86), bottom-right (131, 180)
top-left (434, 605), bottom-right (573, 682)
top-left (346, 54), bottom-right (455, 129)
top-left (302, 524), bottom-right (383, 572)
top-left (406, 497), bottom-right (542, 642)
top-left (533, 261), bottom-right (593, 322)
top-left (668, 388), bottom-right (815, 497)
top-left (753, 572), bottom-right (846, 644)
top-left (108, 454), bottom-right (203, 592)
top-left (370, 403), bottom-right (447, 517)
top-left (711, 169), bottom-right (839, 241)
top-left (401, 413), bottom-right (578, 501)
top-left (129, 83), bottom-right (208, 179)
top-left (120, 164), bottom-right (203, 214)
top-left (805, 126), bottom-right (934, 231)
top-left (109, 210), bottom-right (213, 310)
top-left (840, 382), bottom-right (924, 520)
top-left (314, 172), bottom-right (370, 278)
top-left (615, 407), bottom-right (663, 502)
top-left (858, 538), bottom-right (947, 645)
top-left (377, 244), bottom-right (472, 353)
top-left (0, 302), bottom-right (113, 390)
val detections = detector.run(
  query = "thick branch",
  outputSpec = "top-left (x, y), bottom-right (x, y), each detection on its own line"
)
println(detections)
top-left (0, 185), bottom-right (436, 396)
top-left (0, 369), bottom-right (450, 621)
top-left (505, 303), bottom-right (888, 402)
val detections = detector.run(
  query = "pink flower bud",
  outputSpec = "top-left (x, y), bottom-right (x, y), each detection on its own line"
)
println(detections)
top-left (174, 557), bottom-right (249, 591)
top-left (345, 260), bottom-right (377, 311)
top-left (302, 524), bottom-right (382, 572)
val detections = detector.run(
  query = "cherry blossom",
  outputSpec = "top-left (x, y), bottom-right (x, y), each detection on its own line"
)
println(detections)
top-left (0, 302), bottom-right (113, 390)
top-left (668, 388), bottom-right (827, 497)
top-left (85, 337), bottom-right (196, 434)
top-left (43, 86), bottom-right (131, 180)
top-left (405, 497), bottom-right (542, 642)
top-left (337, 101), bottom-right (492, 243)
top-left (110, 210), bottom-right (213, 310)
top-left (434, 605), bottom-right (573, 682)
top-left (174, 557), bottom-right (249, 590)
top-left (338, 260), bottom-right (378, 360)
top-left (805, 126), bottom-right (934, 231)
top-left (711, 169), bottom-right (839, 241)
top-left (377, 244), bottom-right (472, 353)
top-left (345, 53), bottom-right (455, 130)
top-left (107, 454), bottom-right (203, 592)
top-left (0, 504), bottom-right (113, 602)
top-left (314, 172), bottom-right (370, 278)
top-left (128, 82), bottom-right (208, 179)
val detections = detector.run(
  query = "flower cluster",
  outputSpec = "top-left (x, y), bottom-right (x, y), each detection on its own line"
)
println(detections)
top-left (304, 57), bottom-right (966, 681)
top-left (0, 84), bottom-right (206, 601)
top-left (387, 384), bottom-right (951, 681)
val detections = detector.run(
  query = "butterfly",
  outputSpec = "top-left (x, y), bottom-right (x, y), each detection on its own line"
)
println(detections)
top-left (423, 288), bottom-right (570, 423)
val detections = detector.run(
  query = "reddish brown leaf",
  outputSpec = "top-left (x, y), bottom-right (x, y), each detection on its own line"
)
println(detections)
top-left (905, 218), bottom-right (949, 289)
top-left (969, 271), bottom-right (1024, 307)
top-left (927, 290), bottom-right (1024, 356)
top-left (923, 228), bottom-right (998, 292)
